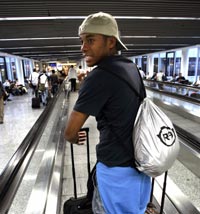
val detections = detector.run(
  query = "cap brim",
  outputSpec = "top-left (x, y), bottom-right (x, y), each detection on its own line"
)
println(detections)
top-left (117, 39), bottom-right (128, 50)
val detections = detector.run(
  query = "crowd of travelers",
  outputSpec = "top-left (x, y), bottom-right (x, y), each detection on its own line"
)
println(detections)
top-left (29, 68), bottom-right (61, 106)
top-left (29, 66), bottom-right (88, 106)
top-left (0, 68), bottom-right (69, 124)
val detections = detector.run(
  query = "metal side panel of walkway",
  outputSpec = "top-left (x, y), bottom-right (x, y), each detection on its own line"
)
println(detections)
top-left (61, 92), bottom-right (99, 208)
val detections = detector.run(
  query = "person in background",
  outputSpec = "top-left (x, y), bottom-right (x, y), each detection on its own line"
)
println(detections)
top-left (64, 12), bottom-right (151, 214)
top-left (77, 65), bottom-right (86, 85)
top-left (3, 79), bottom-right (11, 102)
top-left (176, 72), bottom-right (186, 84)
top-left (38, 70), bottom-right (49, 106)
top-left (29, 68), bottom-right (39, 96)
top-left (0, 81), bottom-right (6, 124)
top-left (151, 71), bottom-right (157, 80)
top-left (138, 67), bottom-right (146, 79)
top-left (171, 74), bottom-right (177, 82)
top-left (77, 65), bottom-right (84, 74)
top-left (156, 70), bottom-right (166, 89)
top-left (3, 79), bottom-right (11, 93)
top-left (50, 70), bottom-right (59, 95)
top-left (68, 65), bottom-right (77, 92)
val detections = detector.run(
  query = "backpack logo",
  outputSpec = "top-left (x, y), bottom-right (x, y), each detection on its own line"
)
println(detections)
top-left (157, 126), bottom-right (176, 146)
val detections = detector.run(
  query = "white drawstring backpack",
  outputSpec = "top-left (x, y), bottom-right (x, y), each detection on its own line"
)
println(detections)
top-left (133, 97), bottom-right (180, 177)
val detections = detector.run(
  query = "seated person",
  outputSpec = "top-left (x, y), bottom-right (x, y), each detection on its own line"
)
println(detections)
top-left (151, 71), bottom-right (157, 80)
top-left (176, 73), bottom-right (188, 84)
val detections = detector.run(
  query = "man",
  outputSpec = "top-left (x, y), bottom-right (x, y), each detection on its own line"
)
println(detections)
top-left (176, 72), bottom-right (186, 84)
top-left (0, 81), bottom-right (6, 124)
top-left (68, 65), bottom-right (77, 91)
top-left (38, 70), bottom-right (49, 106)
top-left (64, 12), bottom-right (151, 214)
top-left (50, 70), bottom-right (59, 95)
top-left (138, 67), bottom-right (146, 79)
top-left (29, 68), bottom-right (39, 96)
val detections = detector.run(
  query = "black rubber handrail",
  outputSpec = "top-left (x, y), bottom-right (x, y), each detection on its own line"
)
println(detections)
top-left (144, 80), bottom-right (200, 104)
top-left (174, 124), bottom-right (200, 153)
top-left (0, 85), bottom-right (63, 213)
top-left (144, 79), bottom-right (200, 91)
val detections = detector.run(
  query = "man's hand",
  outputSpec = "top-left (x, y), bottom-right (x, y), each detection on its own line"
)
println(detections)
top-left (77, 130), bottom-right (87, 145)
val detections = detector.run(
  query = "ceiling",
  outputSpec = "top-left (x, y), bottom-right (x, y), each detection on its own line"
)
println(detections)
top-left (0, 0), bottom-right (200, 63)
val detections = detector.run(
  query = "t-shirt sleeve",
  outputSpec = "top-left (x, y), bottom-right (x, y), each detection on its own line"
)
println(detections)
top-left (74, 69), bottom-right (111, 117)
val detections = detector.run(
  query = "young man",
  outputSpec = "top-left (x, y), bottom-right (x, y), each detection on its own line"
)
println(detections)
top-left (50, 70), bottom-right (59, 95)
top-left (0, 81), bottom-right (6, 124)
top-left (38, 70), bottom-right (49, 106)
top-left (68, 65), bottom-right (77, 92)
top-left (64, 12), bottom-right (151, 214)
top-left (29, 68), bottom-right (39, 96)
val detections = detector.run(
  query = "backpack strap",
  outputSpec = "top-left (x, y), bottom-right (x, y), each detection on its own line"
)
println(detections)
top-left (97, 65), bottom-right (146, 101)
top-left (97, 64), bottom-right (146, 168)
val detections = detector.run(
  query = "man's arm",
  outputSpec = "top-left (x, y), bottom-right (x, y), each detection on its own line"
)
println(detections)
top-left (64, 110), bottom-right (89, 144)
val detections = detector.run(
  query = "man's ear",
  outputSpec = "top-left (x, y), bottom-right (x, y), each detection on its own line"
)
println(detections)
top-left (108, 36), bottom-right (117, 49)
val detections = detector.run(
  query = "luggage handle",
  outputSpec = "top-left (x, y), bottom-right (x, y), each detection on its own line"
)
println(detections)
top-left (80, 127), bottom-right (90, 174)
top-left (149, 171), bottom-right (168, 214)
top-left (160, 171), bottom-right (168, 214)
top-left (70, 127), bottom-right (90, 199)
top-left (70, 143), bottom-right (77, 198)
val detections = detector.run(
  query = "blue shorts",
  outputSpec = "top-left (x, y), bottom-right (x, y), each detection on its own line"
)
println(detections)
top-left (96, 162), bottom-right (151, 214)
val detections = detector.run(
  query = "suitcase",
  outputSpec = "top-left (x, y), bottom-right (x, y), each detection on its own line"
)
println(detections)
top-left (190, 92), bottom-right (200, 99)
top-left (63, 127), bottom-right (94, 214)
top-left (145, 171), bottom-right (168, 214)
top-left (31, 97), bottom-right (40, 108)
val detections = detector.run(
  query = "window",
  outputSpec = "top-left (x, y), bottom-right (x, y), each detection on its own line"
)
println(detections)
top-left (188, 48), bottom-right (197, 77)
top-left (166, 52), bottom-right (175, 77)
top-left (153, 58), bottom-right (158, 73)
top-left (23, 60), bottom-right (31, 78)
top-left (175, 58), bottom-right (181, 75)
top-left (188, 57), bottom-right (196, 76)
top-left (142, 56), bottom-right (147, 73)
top-left (0, 57), bottom-right (6, 82)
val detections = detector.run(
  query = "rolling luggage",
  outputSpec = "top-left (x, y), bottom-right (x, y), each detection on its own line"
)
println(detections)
top-left (31, 97), bottom-right (40, 108)
top-left (190, 92), bottom-right (200, 99)
top-left (145, 171), bottom-right (168, 214)
top-left (63, 127), bottom-right (94, 214)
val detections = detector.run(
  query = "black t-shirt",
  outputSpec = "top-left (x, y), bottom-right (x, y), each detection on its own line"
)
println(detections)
top-left (74, 56), bottom-right (144, 167)
top-left (50, 74), bottom-right (58, 84)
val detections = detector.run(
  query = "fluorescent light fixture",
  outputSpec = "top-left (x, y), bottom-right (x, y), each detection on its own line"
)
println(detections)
top-left (0, 37), bottom-right (79, 41)
top-left (13, 50), bottom-right (81, 54)
top-left (126, 44), bottom-right (188, 46)
top-left (0, 45), bottom-right (81, 50)
top-left (123, 36), bottom-right (157, 38)
top-left (0, 16), bottom-right (200, 21)
top-left (0, 35), bottom-right (199, 43)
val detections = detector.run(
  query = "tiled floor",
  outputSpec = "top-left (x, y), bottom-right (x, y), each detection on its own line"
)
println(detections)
top-left (0, 91), bottom-right (44, 174)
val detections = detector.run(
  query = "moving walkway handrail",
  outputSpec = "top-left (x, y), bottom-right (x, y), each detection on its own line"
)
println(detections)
top-left (25, 88), bottom-right (69, 214)
top-left (144, 79), bottom-right (200, 91)
top-left (174, 124), bottom-right (200, 153)
top-left (0, 85), bottom-right (63, 213)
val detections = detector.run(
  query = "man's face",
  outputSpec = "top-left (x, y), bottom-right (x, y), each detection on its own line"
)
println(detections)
top-left (79, 34), bottom-right (113, 67)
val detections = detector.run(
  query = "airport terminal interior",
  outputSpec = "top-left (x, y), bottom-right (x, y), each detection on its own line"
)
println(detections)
top-left (0, 1), bottom-right (200, 214)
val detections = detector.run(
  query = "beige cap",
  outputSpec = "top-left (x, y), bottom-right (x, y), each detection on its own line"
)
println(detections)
top-left (79, 12), bottom-right (127, 50)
